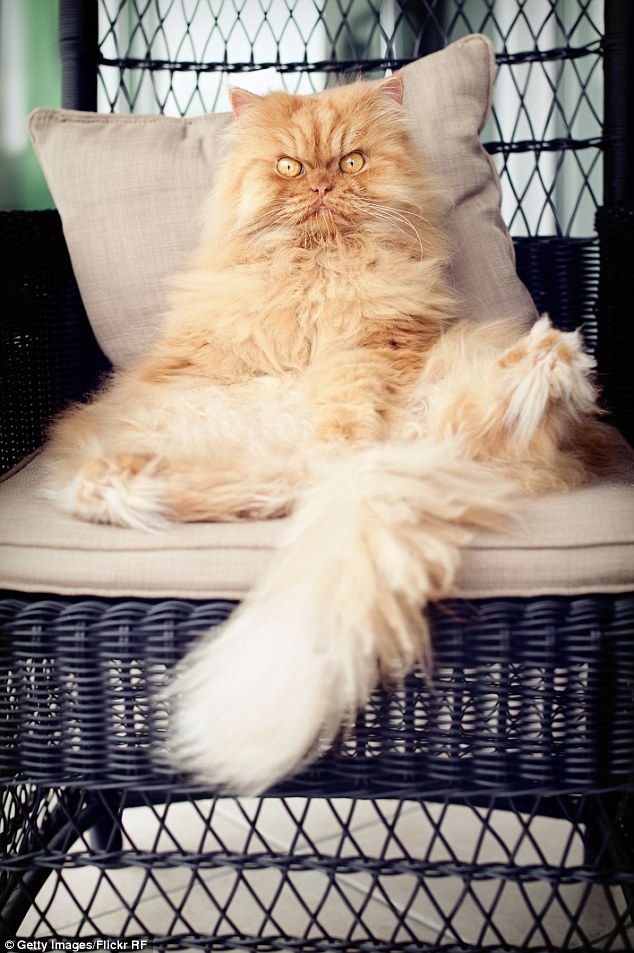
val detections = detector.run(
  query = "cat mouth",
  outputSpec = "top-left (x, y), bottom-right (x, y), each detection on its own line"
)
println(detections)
top-left (299, 197), bottom-right (354, 231)
top-left (299, 200), bottom-right (335, 225)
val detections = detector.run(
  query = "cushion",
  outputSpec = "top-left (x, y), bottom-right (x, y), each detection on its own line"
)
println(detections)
top-left (1, 441), bottom-right (632, 599)
top-left (29, 34), bottom-right (537, 368)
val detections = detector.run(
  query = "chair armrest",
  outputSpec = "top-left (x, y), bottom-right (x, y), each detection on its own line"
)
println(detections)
top-left (596, 203), bottom-right (634, 447)
top-left (0, 210), bottom-right (109, 474)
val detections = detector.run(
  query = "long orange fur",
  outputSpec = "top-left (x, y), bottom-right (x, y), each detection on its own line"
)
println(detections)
top-left (44, 77), bottom-right (605, 792)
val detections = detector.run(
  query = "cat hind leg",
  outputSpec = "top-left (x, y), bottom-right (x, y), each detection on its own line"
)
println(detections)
top-left (47, 452), bottom-right (170, 530)
top-left (47, 448), bottom-right (305, 528)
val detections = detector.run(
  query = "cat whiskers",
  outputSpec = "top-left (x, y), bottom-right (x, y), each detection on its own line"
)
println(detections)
top-left (231, 204), bottom-right (297, 240)
top-left (360, 200), bottom-right (422, 235)
top-left (359, 201), bottom-right (425, 261)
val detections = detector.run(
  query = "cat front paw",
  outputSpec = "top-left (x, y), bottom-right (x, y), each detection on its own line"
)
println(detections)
top-left (499, 316), bottom-right (597, 443)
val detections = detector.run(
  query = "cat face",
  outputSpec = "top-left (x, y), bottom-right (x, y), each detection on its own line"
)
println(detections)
top-left (222, 77), bottom-right (426, 242)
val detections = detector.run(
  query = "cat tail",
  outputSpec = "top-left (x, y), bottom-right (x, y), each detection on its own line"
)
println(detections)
top-left (164, 441), bottom-right (514, 795)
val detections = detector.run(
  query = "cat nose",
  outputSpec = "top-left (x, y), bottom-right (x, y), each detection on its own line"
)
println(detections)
top-left (311, 184), bottom-right (332, 198)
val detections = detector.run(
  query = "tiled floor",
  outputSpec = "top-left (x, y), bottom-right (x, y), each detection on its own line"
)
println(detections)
top-left (20, 797), bottom-right (632, 949)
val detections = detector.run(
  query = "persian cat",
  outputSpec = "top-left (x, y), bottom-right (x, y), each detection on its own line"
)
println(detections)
top-left (45, 76), bottom-right (603, 793)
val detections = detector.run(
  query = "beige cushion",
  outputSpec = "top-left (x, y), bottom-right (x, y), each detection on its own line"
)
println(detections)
top-left (29, 34), bottom-right (537, 368)
top-left (1, 445), bottom-right (632, 599)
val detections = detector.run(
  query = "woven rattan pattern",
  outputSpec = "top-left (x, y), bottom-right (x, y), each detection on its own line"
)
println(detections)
top-left (1, 596), bottom-right (633, 793)
top-left (96, 0), bottom-right (604, 238)
top-left (1, 596), bottom-right (633, 948)
top-left (1, 788), bottom-right (632, 948)
top-left (0, 210), bottom-right (108, 474)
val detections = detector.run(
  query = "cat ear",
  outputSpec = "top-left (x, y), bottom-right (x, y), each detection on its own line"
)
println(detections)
top-left (229, 88), bottom-right (262, 118)
top-left (377, 74), bottom-right (404, 105)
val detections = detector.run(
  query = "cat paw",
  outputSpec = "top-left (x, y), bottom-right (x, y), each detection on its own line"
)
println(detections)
top-left (69, 453), bottom-right (168, 529)
top-left (498, 316), bottom-right (594, 384)
top-left (498, 316), bottom-right (597, 443)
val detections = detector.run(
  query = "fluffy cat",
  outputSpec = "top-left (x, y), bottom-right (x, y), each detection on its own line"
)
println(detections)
top-left (45, 76), bottom-right (603, 793)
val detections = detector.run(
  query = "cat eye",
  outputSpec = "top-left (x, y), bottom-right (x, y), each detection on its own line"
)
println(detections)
top-left (276, 157), bottom-right (304, 178)
top-left (339, 151), bottom-right (366, 174)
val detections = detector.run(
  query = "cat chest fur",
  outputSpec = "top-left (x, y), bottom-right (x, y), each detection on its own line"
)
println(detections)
top-left (196, 241), bottom-right (435, 377)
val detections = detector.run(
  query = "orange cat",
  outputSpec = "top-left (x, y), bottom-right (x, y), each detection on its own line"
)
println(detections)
top-left (45, 77), bottom-right (602, 793)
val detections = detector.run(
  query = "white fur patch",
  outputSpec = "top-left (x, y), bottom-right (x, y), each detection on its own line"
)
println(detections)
top-left (44, 461), bottom-right (169, 531)
top-left (166, 441), bottom-right (514, 793)
top-left (503, 317), bottom-right (596, 444)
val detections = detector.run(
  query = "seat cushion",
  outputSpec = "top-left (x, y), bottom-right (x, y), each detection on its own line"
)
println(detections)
top-left (1, 443), bottom-right (633, 600)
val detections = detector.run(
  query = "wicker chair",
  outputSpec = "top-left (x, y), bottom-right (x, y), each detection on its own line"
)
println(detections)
top-left (1, 0), bottom-right (633, 949)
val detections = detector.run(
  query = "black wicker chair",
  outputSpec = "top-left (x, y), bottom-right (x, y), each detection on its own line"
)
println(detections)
top-left (1, 1), bottom-right (633, 950)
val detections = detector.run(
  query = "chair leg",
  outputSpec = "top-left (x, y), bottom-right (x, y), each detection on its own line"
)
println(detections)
top-left (87, 790), bottom-right (124, 856)
top-left (0, 786), bottom-right (102, 934)
top-left (582, 790), bottom-right (634, 928)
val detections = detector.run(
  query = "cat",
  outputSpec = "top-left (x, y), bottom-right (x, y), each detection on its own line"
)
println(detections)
top-left (44, 75), bottom-right (604, 794)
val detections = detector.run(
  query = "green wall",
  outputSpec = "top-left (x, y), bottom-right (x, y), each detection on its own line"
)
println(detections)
top-left (0, 0), bottom-right (61, 210)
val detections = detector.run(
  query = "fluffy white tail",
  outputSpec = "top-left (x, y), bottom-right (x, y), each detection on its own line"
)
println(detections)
top-left (166, 441), bottom-right (513, 794)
